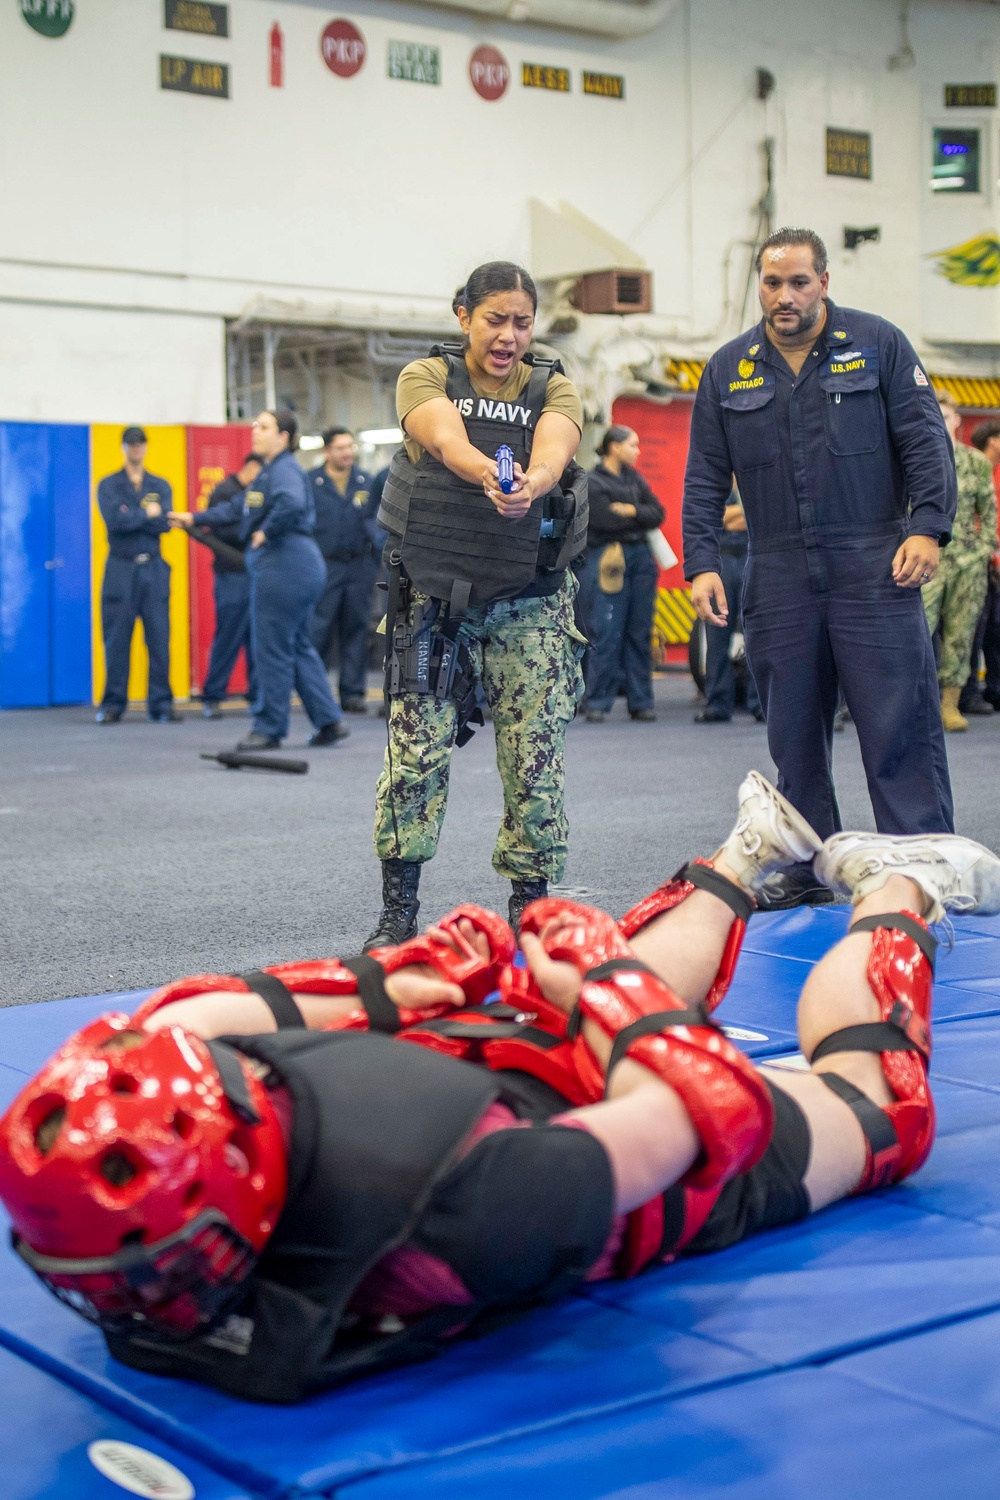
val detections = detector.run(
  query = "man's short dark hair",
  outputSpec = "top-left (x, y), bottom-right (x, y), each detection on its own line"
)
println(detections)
top-left (241, 452), bottom-right (261, 468)
top-left (755, 228), bottom-right (829, 276)
top-left (970, 419), bottom-right (1000, 452)
top-left (322, 426), bottom-right (354, 446)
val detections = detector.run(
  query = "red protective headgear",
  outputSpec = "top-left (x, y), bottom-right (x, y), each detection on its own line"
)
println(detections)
top-left (0, 1013), bottom-right (287, 1338)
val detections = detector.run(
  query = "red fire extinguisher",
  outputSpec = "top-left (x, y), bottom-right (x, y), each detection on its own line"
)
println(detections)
top-left (270, 23), bottom-right (284, 88)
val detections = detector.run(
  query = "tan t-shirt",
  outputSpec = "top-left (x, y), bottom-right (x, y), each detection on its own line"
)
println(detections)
top-left (397, 356), bottom-right (583, 465)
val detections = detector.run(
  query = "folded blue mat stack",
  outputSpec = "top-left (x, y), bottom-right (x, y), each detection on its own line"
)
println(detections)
top-left (1, 910), bottom-right (999, 1500)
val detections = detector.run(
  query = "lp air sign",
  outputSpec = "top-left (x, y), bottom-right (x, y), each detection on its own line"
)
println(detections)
top-left (321, 18), bottom-right (365, 77)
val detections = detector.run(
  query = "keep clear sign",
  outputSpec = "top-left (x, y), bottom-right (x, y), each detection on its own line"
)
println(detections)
top-left (388, 40), bottom-right (440, 84)
top-left (160, 54), bottom-right (230, 97)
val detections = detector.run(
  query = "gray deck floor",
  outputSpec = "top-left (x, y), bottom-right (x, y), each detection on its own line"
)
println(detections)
top-left (2, 675), bottom-right (998, 1006)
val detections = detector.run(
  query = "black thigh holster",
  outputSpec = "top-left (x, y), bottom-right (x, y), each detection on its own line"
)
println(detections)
top-left (384, 557), bottom-right (486, 747)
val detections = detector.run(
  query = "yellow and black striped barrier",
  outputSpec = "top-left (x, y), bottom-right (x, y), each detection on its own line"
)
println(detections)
top-left (653, 585), bottom-right (697, 646)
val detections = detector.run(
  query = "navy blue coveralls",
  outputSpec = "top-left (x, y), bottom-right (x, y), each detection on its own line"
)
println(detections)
top-left (97, 468), bottom-right (173, 717)
top-left (683, 300), bottom-right (958, 838)
top-left (308, 463), bottom-right (378, 705)
top-left (703, 517), bottom-right (763, 721)
top-left (580, 463), bottom-right (665, 715)
top-left (239, 451), bottom-right (342, 742)
top-left (190, 473), bottom-right (257, 706)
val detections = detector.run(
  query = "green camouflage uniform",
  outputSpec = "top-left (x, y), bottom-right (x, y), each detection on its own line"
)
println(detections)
top-left (374, 574), bottom-right (586, 880)
top-left (923, 443), bottom-right (999, 688)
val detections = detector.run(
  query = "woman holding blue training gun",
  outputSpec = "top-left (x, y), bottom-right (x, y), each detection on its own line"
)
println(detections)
top-left (368, 261), bottom-right (589, 945)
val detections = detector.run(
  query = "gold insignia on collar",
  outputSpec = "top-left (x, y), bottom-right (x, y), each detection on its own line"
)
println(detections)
top-left (737, 358), bottom-right (755, 379)
top-left (748, 343), bottom-right (760, 356)
top-left (833, 330), bottom-right (847, 339)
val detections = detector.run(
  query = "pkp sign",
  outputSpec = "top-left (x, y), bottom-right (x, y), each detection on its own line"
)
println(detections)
top-left (321, 19), bottom-right (366, 77)
top-left (469, 45), bottom-right (509, 101)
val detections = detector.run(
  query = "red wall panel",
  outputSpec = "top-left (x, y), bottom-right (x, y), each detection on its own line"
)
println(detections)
top-left (186, 426), bottom-right (254, 697)
top-left (610, 396), bottom-right (693, 586)
top-left (610, 397), bottom-right (695, 662)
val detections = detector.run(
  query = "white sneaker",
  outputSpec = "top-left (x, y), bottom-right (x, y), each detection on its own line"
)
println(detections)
top-left (721, 771), bottom-right (824, 894)
top-left (815, 832), bottom-right (1000, 923)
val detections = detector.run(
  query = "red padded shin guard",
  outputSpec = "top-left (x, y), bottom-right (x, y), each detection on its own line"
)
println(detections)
top-left (619, 859), bottom-right (753, 1013)
top-left (858, 916), bottom-right (935, 1189)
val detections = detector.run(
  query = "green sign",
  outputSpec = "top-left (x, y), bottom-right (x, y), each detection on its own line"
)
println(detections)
top-left (388, 40), bottom-right (440, 85)
top-left (19, 0), bottom-right (74, 38)
top-left (160, 54), bottom-right (230, 97)
top-left (164, 0), bottom-right (229, 37)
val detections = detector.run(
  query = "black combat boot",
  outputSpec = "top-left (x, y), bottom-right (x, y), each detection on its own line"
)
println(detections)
top-left (508, 877), bottom-right (548, 937)
top-left (753, 861), bottom-right (835, 911)
top-left (362, 859), bottom-right (422, 951)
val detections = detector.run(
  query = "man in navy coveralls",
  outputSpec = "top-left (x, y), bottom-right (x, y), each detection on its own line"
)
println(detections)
top-left (683, 227), bottom-right (957, 907)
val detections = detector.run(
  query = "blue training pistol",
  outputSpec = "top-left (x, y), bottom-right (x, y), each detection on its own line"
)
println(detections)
top-left (496, 444), bottom-right (515, 494)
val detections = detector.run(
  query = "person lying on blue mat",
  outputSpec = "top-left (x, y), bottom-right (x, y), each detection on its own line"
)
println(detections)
top-left (2, 773), bottom-right (999, 1404)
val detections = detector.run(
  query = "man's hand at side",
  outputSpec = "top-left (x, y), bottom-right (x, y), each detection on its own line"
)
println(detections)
top-left (691, 571), bottom-right (729, 626)
top-left (892, 535), bottom-right (940, 589)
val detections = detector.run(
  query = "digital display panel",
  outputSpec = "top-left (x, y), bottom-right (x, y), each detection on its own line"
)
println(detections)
top-left (931, 128), bottom-right (981, 192)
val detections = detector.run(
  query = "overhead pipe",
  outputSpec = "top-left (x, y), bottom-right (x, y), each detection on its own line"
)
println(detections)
top-left (390, 0), bottom-right (683, 40)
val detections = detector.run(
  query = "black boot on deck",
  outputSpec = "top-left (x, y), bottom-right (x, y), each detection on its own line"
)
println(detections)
top-left (509, 878), bottom-right (548, 938)
top-left (363, 859), bottom-right (422, 952)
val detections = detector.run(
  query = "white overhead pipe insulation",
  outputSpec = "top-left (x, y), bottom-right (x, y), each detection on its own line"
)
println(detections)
top-left (389, 0), bottom-right (683, 40)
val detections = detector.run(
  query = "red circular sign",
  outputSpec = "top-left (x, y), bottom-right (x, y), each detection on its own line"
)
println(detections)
top-left (320, 19), bottom-right (366, 78)
top-left (469, 45), bottom-right (509, 101)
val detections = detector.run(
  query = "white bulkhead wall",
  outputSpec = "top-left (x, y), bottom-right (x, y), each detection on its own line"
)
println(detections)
top-left (0, 0), bottom-right (993, 424)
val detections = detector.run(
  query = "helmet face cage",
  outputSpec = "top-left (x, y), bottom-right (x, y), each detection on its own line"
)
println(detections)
top-left (13, 1208), bottom-right (258, 1341)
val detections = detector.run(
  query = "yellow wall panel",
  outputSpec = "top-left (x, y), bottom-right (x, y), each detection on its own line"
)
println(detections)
top-left (90, 425), bottom-right (190, 705)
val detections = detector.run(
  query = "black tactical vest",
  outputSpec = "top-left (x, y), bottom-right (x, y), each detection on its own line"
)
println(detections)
top-left (379, 345), bottom-right (589, 609)
top-left (105, 1030), bottom-right (500, 1403)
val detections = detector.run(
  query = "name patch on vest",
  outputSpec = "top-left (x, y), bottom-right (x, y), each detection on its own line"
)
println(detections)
top-left (452, 397), bottom-right (532, 424)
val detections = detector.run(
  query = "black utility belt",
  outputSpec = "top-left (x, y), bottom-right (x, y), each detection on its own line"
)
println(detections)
top-left (111, 552), bottom-right (159, 564)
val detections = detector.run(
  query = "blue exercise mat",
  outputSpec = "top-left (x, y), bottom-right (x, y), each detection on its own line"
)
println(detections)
top-left (334, 1366), bottom-right (1000, 1500)
top-left (833, 1307), bottom-right (1000, 1437)
top-left (0, 990), bottom-right (151, 1074)
top-left (744, 903), bottom-right (851, 961)
top-left (0, 1343), bottom-right (257, 1500)
top-left (933, 1015), bottom-right (1000, 1091)
top-left (2, 911), bottom-right (1000, 1499)
top-left (583, 1192), bottom-right (1000, 1366)
top-left (0, 1246), bottom-right (765, 1498)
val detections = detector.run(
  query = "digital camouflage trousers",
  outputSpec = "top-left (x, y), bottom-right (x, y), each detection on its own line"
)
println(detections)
top-left (922, 550), bottom-right (991, 690)
top-left (373, 574), bottom-right (586, 880)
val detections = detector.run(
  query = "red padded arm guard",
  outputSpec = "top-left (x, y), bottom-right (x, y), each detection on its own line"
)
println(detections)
top-left (572, 959), bottom-right (774, 1190)
top-left (131, 905), bottom-right (515, 1037)
top-left (496, 900), bottom-right (774, 1186)
top-left (369, 904), bottom-right (516, 1005)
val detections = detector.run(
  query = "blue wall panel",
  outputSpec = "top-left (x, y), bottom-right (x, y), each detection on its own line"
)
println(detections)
top-left (50, 424), bottom-right (91, 703)
top-left (0, 424), bottom-right (51, 707)
top-left (0, 422), bottom-right (91, 708)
